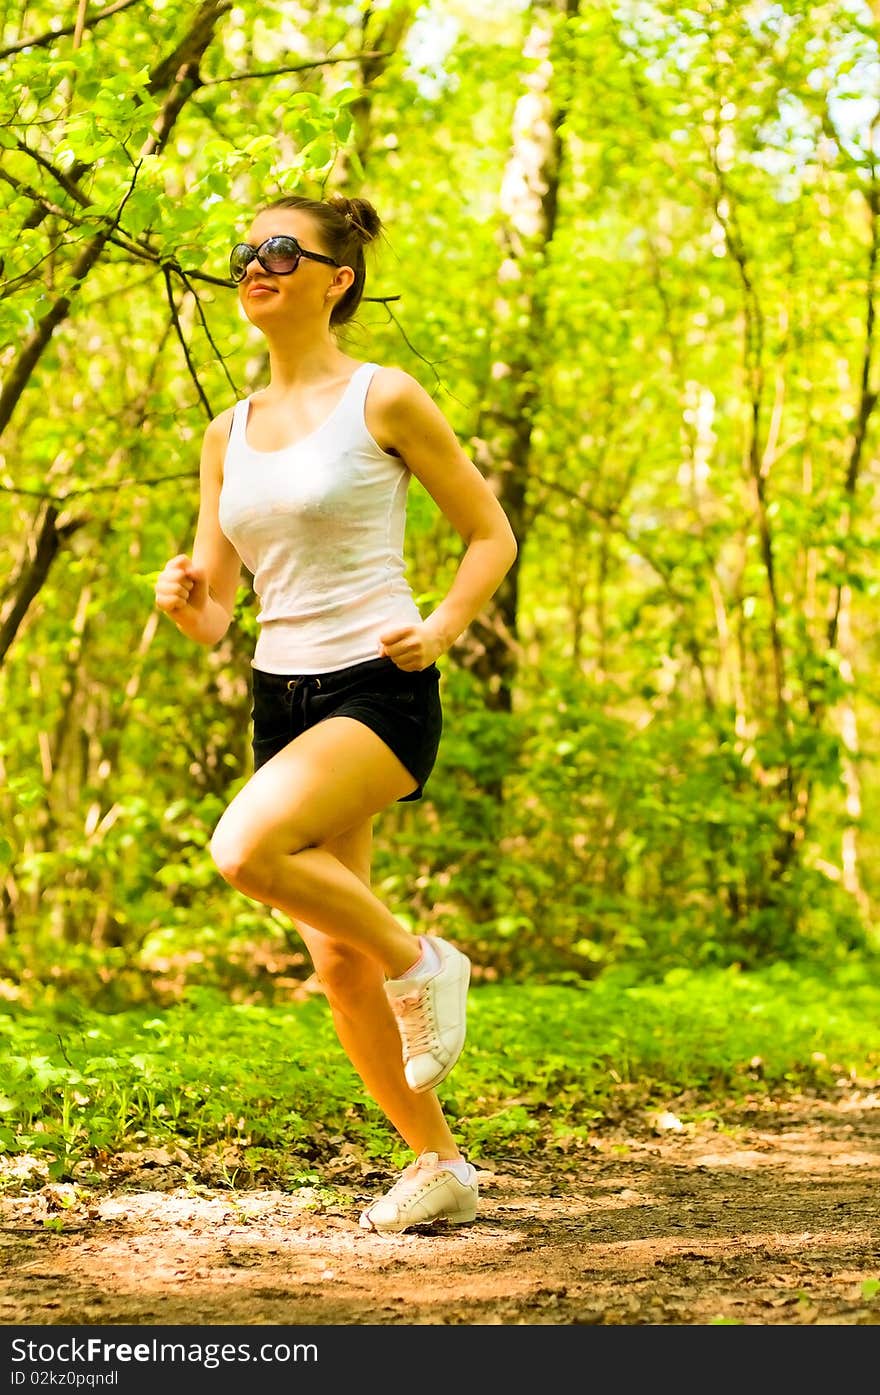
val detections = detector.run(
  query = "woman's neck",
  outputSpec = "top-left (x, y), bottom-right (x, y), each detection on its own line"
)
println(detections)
top-left (262, 328), bottom-right (351, 391)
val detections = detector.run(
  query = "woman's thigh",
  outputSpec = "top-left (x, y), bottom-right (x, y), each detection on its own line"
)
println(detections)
top-left (211, 715), bottom-right (418, 862)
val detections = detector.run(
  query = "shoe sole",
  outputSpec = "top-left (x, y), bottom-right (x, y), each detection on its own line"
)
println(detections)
top-left (360, 1205), bottom-right (477, 1234)
top-left (408, 952), bottom-right (471, 1094)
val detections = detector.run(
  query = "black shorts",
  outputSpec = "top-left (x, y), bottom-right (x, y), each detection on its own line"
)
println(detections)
top-left (250, 656), bottom-right (443, 802)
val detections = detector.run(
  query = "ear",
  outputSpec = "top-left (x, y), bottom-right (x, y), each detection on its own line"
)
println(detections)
top-left (326, 265), bottom-right (356, 304)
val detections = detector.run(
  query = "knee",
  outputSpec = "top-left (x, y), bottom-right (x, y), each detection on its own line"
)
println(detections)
top-left (209, 828), bottom-right (258, 891)
top-left (209, 815), bottom-right (312, 895)
top-left (210, 824), bottom-right (273, 894)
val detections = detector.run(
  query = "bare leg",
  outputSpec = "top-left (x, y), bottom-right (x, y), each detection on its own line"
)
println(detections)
top-left (295, 819), bottom-right (461, 1160)
top-left (209, 716), bottom-right (463, 1157)
top-left (210, 717), bottom-right (431, 979)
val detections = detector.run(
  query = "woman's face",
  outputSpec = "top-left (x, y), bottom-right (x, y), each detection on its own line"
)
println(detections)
top-left (235, 208), bottom-right (348, 329)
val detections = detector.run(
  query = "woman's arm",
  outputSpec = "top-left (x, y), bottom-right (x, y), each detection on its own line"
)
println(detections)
top-left (369, 367), bottom-right (518, 670)
top-left (154, 409), bottom-right (243, 646)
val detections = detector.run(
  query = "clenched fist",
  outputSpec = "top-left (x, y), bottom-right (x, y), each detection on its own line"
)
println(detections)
top-left (154, 554), bottom-right (208, 617)
top-left (378, 621), bottom-right (444, 671)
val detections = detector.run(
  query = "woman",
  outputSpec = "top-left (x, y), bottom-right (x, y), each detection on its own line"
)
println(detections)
top-left (154, 193), bottom-right (517, 1234)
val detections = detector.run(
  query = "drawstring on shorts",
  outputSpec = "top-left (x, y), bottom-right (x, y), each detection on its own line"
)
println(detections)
top-left (286, 675), bottom-right (322, 726)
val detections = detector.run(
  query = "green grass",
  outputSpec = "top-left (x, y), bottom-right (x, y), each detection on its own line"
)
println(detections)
top-left (2, 960), bottom-right (878, 1188)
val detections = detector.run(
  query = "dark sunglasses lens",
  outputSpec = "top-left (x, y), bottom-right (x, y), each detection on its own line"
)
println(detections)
top-left (260, 237), bottom-right (301, 274)
top-left (229, 244), bottom-right (252, 282)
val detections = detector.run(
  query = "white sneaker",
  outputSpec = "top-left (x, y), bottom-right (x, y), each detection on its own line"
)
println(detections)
top-left (359, 1152), bottom-right (478, 1234)
top-left (385, 935), bottom-right (471, 1093)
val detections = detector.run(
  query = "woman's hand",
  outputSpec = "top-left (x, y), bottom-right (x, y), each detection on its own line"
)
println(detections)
top-left (378, 621), bottom-right (445, 671)
top-left (154, 554), bottom-right (209, 617)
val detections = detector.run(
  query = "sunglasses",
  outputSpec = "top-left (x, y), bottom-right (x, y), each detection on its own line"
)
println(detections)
top-left (228, 235), bottom-right (341, 284)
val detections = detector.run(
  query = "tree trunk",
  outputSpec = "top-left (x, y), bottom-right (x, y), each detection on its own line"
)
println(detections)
top-left (0, 503), bottom-right (88, 665)
top-left (331, 0), bottom-right (417, 188)
top-left (460, 0), bottom-right (576, 715)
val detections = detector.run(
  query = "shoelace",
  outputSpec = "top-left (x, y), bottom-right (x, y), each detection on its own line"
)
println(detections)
top-left (381, 1156), bottom-right (440, 1203)
top-left (389, 989), bottom-right (436, 1056)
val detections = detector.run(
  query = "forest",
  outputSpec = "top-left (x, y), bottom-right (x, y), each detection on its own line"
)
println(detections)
top-left (1, 0), bottom-right (879, 1332)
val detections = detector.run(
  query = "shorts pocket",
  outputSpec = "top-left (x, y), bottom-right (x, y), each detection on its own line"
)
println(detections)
top-left (386, 667), bottom-right (432, 707)
top-left (387, 661), bottom-right (441, 690)
top-left (250, 676), bottom-right (289, 744)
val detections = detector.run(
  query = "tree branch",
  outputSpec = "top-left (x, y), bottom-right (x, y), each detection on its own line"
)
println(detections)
top-left (163, 267), bottom-right (214, 418)
top-left (176, 268), bottom-right (238, 397)
top-left (13, 136), bottom-right (94, 208)
top-left (0, 503), bottom-right (89, 666)
top-left (0, 473), bottom-right (198, 503)
top-left (0, 0), bottom-right (231, 441)
top-left (198, 52), bottom-right (391, 86)
top-left (0, 0), bottom-right (144, 58)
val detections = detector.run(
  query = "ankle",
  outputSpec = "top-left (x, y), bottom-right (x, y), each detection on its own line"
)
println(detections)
top-left (418, 1148), bottom-right (464, 1167)
top-left (389, 935), bottom-right (439, 981)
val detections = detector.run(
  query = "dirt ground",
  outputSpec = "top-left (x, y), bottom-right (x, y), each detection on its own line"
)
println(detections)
top-left (1, 1085), bottom-right (879, 1328)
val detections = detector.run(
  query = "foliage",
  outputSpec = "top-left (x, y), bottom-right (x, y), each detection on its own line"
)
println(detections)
top-left (1, 962), bottom-right (878, 1188)
top-left (1, 0), bottom-right (879, 985)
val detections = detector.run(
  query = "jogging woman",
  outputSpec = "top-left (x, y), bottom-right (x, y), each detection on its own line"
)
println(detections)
top-left (154, 193), bottom-right (517, 1233)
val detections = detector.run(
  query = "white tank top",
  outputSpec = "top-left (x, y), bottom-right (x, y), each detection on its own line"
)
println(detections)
top-left (218, 361), bottom-right (423, 674)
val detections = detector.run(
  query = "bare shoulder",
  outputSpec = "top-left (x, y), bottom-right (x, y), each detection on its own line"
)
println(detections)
top-left (204, 404), bottom-right (236, 446)
top-left (366, 367), bottom-right (448, 457)
top-left (199, 405), bottom-right (237, 476)
top-left (369, 366), bottom-right (433, 412)
top-left (368, 365), bottom-right (455, 444)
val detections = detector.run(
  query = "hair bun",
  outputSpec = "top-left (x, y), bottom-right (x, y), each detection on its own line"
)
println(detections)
top-left (327, 194), bottom-right (382, 244)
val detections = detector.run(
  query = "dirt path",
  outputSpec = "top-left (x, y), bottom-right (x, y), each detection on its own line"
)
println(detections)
top-left (2, 1087), bottom-right (879, 1327)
